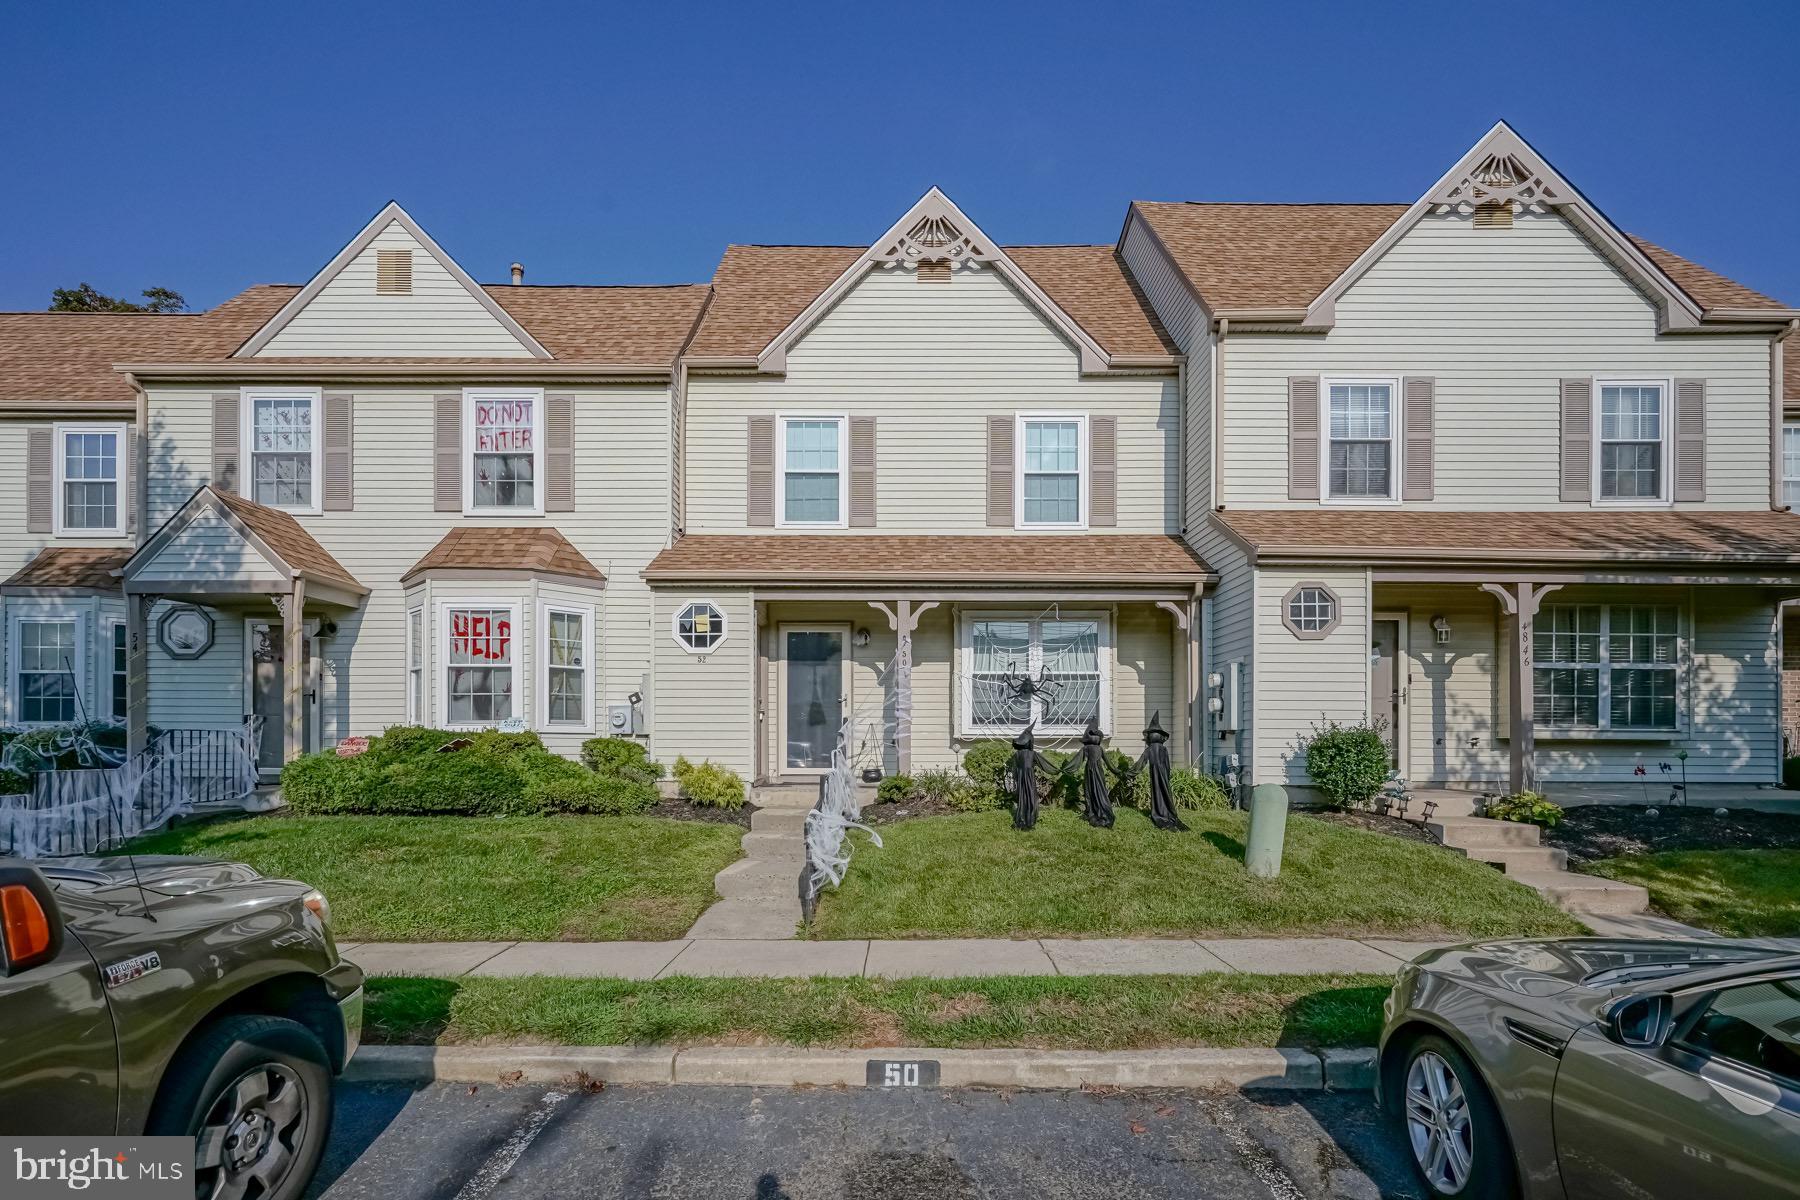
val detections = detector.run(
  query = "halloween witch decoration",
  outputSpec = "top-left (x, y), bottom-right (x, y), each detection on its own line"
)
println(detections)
top-left (1127, 711), bottom-right (1187, 831)
top-left (1071, 717), bottom-right (1115, 828)
top-left (1007, 723), bottom-right (1060, 831)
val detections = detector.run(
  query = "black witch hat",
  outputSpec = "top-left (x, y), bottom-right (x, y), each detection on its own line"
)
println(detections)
top-left (1081, 716), bottom-right (1104, 745)
top-left (1012, 722), bottom-right (1036, 749)
top-left (1143, 710), bottom-right (1169, 744)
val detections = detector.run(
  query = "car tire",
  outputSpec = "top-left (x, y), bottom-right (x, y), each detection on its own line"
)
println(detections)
top-left (147, 1014), bottom-right (333, 1200)
top-left (1383, 1032), bottom-right (1516, 1200)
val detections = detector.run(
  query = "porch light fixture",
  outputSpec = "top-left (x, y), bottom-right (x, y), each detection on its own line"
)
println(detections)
top-left (1431, 615), bottom-right (1451, 645)
top-left (854, 627), bottom-right (872, 648)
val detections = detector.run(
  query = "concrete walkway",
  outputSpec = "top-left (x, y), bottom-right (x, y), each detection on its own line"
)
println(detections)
top-left (683, 791), bottom-right (812, 939)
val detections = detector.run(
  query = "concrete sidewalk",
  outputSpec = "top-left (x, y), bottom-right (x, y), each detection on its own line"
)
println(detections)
top-left (338, 935), bottom-right (1465, 979)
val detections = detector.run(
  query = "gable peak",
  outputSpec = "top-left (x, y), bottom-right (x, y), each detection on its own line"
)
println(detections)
top-left (1425, 123), bottom-right (1561, 216)
top-left (873, 188), bottom-right (996, 274)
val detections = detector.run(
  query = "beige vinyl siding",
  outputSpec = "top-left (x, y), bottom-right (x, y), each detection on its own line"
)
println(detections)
top-left (1251, 565), bottom-right (1370, 785)
top-left (144, 383), bottom-right (669, 752)
top-left (684, 267), bottom-right (1179, 534)
top-left (0, 421), bottom-right (136, 579)
top-left (139, 510), bottom-right (286, 581)
top-left (1193, 521), bottom-right (1255, 775)
top-left (1223, 211), bottom-right (1772, 509)
top-left (255, 222), bottom-right (535, 358)
top-left (147, 601), bottom-right (244, 729)
top-left (649, 588), bottom-right (754, 776)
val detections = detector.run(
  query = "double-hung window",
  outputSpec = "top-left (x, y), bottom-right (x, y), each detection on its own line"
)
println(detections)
top-left (406, 609), bottom-right (424, 724)
top-left (778, 415), bottom-right (845, 526)
top-left (441, 604), bottom-right (518, 727)
top-left (14, 617), bottom-right (79, 725)
top-left (107, 620), bottom-right (127, 722)
top-left (1533, 603), bottom-right (1680, 731)
top-left (1017, 414), bottom-right (1087, 527)
top-left (243, 389), bottom-right (320, 512)
top-left (1783, 420), bottom-right (1800, 509)
top-left (1595, 381), bottom-right (1668, 503)
top-left (54, 422), bottom-right (126, 535)
top-left (961, 611), bottom-right (1107, 735)
top-left (539, 604), bottom-right (592, 730)
top-left (1324, 381), bottom-right (1398, 501)
top-left (465, 389), bottom-right (544, 514)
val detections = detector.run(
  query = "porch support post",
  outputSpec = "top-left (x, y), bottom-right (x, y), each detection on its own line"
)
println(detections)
top-left (1480, 580), bottom-right (1562, 795)
top-left (125, 593), bottom-right (153, 761)
top-left (1157, 599), bottom-right (1195, 765)
top-left (870, 600), bottom-right (939, 776)
top-left (281, 576), bottom-right (306, 763)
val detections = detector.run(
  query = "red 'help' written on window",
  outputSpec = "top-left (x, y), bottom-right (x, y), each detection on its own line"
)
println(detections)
top-left (451, 611), bottom-right (511, 660)
top-left (474, 400), bottom-right (534, 454)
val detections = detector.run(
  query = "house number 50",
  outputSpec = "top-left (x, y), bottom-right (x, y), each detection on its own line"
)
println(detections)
top-left (867, 1059), bottom-right (940, 1087)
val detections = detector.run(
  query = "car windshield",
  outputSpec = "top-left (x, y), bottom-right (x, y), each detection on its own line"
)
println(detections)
top-left (1583, 949), bottom-right (1781, 988)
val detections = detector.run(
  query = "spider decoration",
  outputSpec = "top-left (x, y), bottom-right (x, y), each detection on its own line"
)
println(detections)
top-left (999, 661), bottom-right (1066, 710)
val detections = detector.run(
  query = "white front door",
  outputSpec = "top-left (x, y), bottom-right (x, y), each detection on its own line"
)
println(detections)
top-left (1371, 612), bottom-right (1408, 770)
top-left (778, 624), bottom-right (850, 775)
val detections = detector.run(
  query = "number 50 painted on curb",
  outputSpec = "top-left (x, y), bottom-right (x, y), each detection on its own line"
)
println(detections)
top-left (867, 1059), bottom-right (940, 1087)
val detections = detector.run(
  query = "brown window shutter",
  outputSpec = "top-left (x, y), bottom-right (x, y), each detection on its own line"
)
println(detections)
top-left (322, 393), bottom-right (354, 511)
top-left (746, 415), bottom-right (775, 526)
top-left (125, 427), bottom-right (138, 535)
top-left (1402, 377), bottom-right (1435, 500)
top-left (1287, 377), bottom-right (1321, 500)
top-left (1089, 416), bottom-right (1117, 527)
top-left (1559, 379), bottom-right (1593, 502)
top-left (26, 426), bottom-right (52, 533)
top-left (1674, 378), bottom-right (1706, 502)
top-left (545, 393), bottom-right (575, 512)
top-left (848, 416), bottom-right (877, 527)
top-left (986, 415), bottom-right (1015, 526)
top-left (211, 393), bottom-right (240, 493)
top-left (434, 394), bottom-right (462, 512)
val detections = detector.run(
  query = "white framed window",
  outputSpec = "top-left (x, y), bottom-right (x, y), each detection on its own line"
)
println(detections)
top-left (1015, 414), bottom-right (1088, 528)
top-left (241, 388), bottom-right (321, 513)
top-left (464, 389), bottom-right (544, 515)
top-left (10, 613), bottom-right (82, 727)
top-left (53, 422), bottom-right (127, 536)
top-left (958, 610), bottom-right (1109, 735)
top-left (777, 414), bottom-right (846, 527)
top-left (1533, 603), bottom-right (1681, 731)
top-left (438, 601), bottom-right (522, 729)
top-left (538, 603), bottom-right (594, 732)
top-left (1322, 379), bottom-right (1400, 502)
top-left (1782, 420), bottom-right (1800, 509)
top-left (105, 618), bottom-right (127, 723)
top-left (672, 600), bottom-right (727, 655)
top-left (406, 607), bottom-right (424, 725)
top-left (1593, 379), bottom-right (1672, 505)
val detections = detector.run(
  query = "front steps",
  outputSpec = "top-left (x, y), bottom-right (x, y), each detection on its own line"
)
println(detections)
top-left (1429, 815), bottom-right (1649, 917)
top-left (685, 798), bottom-right (815, 940)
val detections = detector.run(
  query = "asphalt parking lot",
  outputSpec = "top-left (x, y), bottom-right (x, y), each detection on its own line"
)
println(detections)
top-left (310, 1081), bottom-right (1421, 1200)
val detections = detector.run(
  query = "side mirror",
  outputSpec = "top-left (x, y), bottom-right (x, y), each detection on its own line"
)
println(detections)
top-left (1602, 992), bottom-right (1674, 1049)
top-left (0, 863), bottom-right (64, 976)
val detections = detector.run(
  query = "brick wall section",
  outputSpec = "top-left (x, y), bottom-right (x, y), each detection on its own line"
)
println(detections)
top-left (1784, 609), bottom-right (1800, 759)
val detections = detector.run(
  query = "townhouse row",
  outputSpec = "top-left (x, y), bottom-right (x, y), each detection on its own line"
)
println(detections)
top-left (3, 121), bottom-right (1798, 797)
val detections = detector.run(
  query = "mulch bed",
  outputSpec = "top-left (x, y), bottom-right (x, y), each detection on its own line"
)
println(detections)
top-left (645, 797), bottom-right (753, 828)
top-left (1306, 810), bottom-right (1439, 846)
top-left (1546, 803), bottom-right (1800, 865)
top-left (859, 796), bottom-right (977, 825)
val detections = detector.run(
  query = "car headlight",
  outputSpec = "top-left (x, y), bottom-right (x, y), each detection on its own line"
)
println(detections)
top-left (302, 889), bottom-right (332, 930)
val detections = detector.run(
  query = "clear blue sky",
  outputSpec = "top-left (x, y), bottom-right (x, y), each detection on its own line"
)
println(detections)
top-left (3, 0), bottom-right (1796, 311)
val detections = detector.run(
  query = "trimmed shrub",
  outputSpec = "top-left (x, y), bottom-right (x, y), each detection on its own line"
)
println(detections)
top-left (960, 740), bottom-right (1012, 794)
top-left (959, 738), bottom-right (1071, 806)
top-left (0, 768), bottom-right (31, 796)
top-left (673, 756), bottom-right (745, 810)
top-left (876, 775), bottom-right (912, 805)
top-left (1483, 791), bottom-right (1564, 828)
top-left (521, 753), bottom-right (656, 815)
top-left (581, 737), bottom-right (663, 781)
top-left (1172, 769), bottom-right (1232, 811)
top-left (1302, 719), bottom-right (1392, 810)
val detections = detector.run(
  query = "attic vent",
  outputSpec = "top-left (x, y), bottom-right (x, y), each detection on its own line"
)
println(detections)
top-left (1474, 201), bottom-right (1513, 229)
top-left (917, 260), bottom-right (951, 283)
top-left (376, 248), bottom-right (413, 294)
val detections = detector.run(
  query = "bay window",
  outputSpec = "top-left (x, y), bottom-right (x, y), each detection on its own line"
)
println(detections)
top-left (1595, 381), bottom-right (1668, 502)
top-left (1016, 415), bottom-right (1087, 527)
top-left (243, 389), bottom-right (320, 511)
top-left (1533, 603), bottom-right (1680, 731)
top-left (1324, 380), bottom-right (1397, 500)
top-left (778, 415), bottom-right (845, 525)
top-left (961, 611), bottom-right (1106, 734)
top-left (54, 423), bottom-right (126, 535)
top-left (465, 389), bottom-right (543, 514)
top-left (441, 604), bottom-right (517, 727)
top-left (406, 608), bottom-right (424, 724)
top-left (539, 605), bottom-right (592, 730)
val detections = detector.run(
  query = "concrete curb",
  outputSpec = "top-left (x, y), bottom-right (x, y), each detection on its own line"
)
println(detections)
top-left (344, 1044), bottom-right (1377, 1092)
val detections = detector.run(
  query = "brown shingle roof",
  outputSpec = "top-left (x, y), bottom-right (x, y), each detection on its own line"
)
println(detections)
top-left (644, 534), bottom-right (1210, 583)
top-left (402, 527), bottom-right (605, 586)
top-left (206, 488), bottom-right (364, 591)
top-left (1215, 509), bottom-right (1800, 565)
top-left (1132, 202), bottom-right (1792, 318)
top-left (686, 243), bottom-right (1176, 360)
top-left (1, 547), bottom-right (130, 592)
top-left (483, 284), bottom-right (708, 365)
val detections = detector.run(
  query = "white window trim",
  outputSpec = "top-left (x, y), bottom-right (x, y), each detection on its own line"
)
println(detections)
top-left (405, 606), bottom-right (425, 725)
top-left (103, 616), bottom-right (127, 724)
top-left (239, 388), bottom-right (323, 516)
top-left (775, 413), bottom-right (848, 528)
top-left (52, 421), bottom-right (129, 537)
top-left (1532, 602), bottom-right (1688, 735)
top-left (1590, 377), bottom-right (1675, 508)
top-left (956, 608), bottom-right (1111, 737)
top-left (1014, 412), bottom-right (1089, 530)
top-left (1783, 420), bottom-right (1800, 510)
top-left (1319, 377), bottom-right (1402, 506)
top-left (463, 388), bottom-right (546, 517)
top-left (537, 601), bottom-right (596, 734)
top-left (435, 598), bottom-right (526, 731)
top-left (8, 609), bottom-right (86, 728)
top-left (670, 599), bottom-right (729, 656)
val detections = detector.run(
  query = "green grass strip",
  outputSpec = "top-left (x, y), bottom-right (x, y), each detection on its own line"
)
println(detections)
top-left (1584, 849), bottom-right (1800, 938)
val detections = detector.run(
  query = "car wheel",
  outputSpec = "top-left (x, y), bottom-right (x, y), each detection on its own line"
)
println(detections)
top-left (1385, 1032), bottom-right (1516, 1200)
top-left (147, 1014), bottom-right (333, 1200)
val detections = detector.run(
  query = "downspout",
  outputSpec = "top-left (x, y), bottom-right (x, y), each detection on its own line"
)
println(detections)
top-left (1212, 318), bottom-right (1229, 510)
top-left (124, 371), bottom-right (148, 547)
top-left (1774, 319), bottom-right (1798, 510)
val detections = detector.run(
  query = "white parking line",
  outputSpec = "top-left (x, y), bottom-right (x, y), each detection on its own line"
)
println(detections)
top-left (1197, 1094), bottom-right (1306, 1200)
top-left (451, 1089), bottom-right (569, 1200)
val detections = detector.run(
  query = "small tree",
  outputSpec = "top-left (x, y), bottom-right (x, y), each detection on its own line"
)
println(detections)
top-left (49, 283), bottom-right (187, 313)
top-left (1302, 718), bottom-right (1392, 810)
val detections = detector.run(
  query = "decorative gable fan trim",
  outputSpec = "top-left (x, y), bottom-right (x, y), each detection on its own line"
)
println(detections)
top-left (1430, 151), bottom-right (1558, 217)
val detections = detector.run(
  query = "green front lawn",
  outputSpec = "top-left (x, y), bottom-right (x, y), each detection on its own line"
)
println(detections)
top-left (1584, 849), bottom-right (1800, 938)
top-left (364, 972), bottom-right (1390, 1049)
top-left (122, 814), bottom-right (742, 942)
top-left (810, 808), bottom-right (1584, 940)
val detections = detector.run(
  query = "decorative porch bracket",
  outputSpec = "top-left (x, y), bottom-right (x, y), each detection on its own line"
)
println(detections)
top-left (1479, 581), bottom-right (1563, 795)
top-left (869, 600), bottom-right (940, 775)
